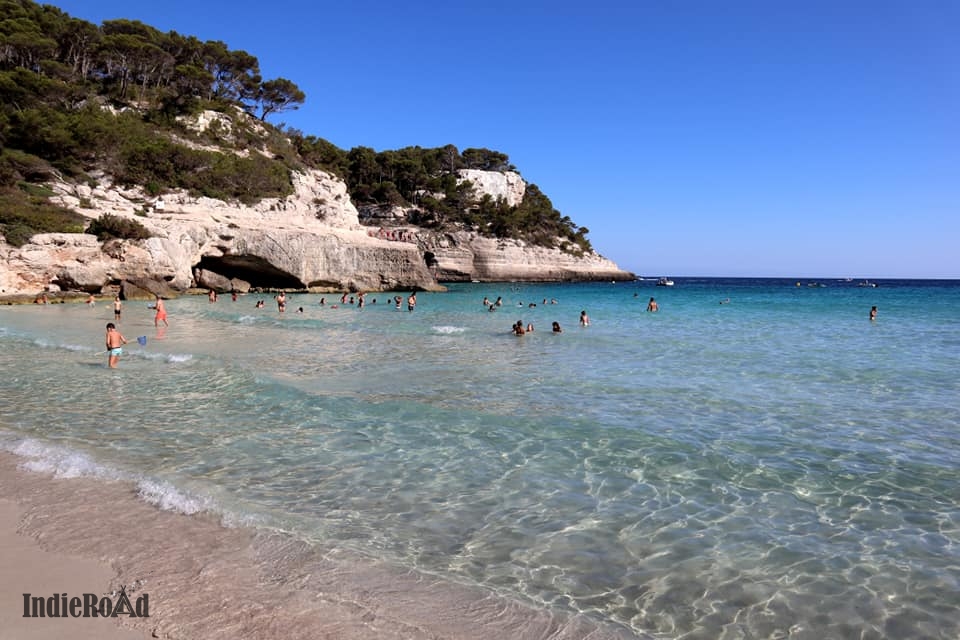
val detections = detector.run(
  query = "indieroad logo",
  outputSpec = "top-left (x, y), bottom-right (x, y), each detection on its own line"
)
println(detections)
top-left (22, 585), bottom-right (149, 618)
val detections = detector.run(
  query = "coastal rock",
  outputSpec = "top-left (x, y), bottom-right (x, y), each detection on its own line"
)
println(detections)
top-left (0, 167), bottom-right (442, 296)
top-left (357, 172), bottom-right (525, 227)
top-left (457, 169), bottom-right (525, 207)
top-left (1, 162), bottom-right (631, 298)
top-left (422, 231), bottom-right (634, 282)
top-left (357, 204), bottom-right (410, 226)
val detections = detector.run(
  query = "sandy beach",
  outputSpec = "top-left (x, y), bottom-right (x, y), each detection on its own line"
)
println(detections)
top-left (0, 498), bottom-right (151, 640)
top-left (0, 452), bottom-right (636, 640)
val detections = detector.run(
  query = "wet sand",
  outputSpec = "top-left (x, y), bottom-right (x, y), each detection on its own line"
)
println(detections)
top-left (0, 452), bottom-right (640, 639)
top-left (0, 498), bottom-right (151, 640)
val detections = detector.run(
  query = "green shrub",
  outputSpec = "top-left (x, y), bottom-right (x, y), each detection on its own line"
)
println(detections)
top-left (0, 187), bottom-right (88, 246)
top-left (0, 149), bottom-right (54, 185)
top-left (85, 213), bottom-right (152, 241)
top-left (2, 223), bottom-right (36, 247)
top-left (17, 181), bottom-right (55, 197)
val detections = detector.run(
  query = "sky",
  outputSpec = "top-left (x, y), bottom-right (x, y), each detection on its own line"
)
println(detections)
top-left (47, 0), bottom-right (958, 278)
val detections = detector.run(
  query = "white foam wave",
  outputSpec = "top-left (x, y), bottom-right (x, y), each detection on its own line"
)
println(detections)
top-left (432, 325), bottom-right (467, 334)
top-left (137, 351), bottom-right (193, 364)
top-left (4, 437), bottom-right (124, 480)
top-left (137, 479), bottom-right (214, 515)
top-left (1, 433), bottom-right (257, 531)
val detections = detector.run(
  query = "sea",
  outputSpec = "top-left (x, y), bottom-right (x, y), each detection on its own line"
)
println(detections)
top-left (1, 278), bottom-right (958, 639)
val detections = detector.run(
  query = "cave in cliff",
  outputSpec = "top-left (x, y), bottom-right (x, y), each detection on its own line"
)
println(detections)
top-left (196, 256), bottom-right (305, 289)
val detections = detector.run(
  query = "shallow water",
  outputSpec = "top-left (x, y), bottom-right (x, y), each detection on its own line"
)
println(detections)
top-left (2, 279), bottom-right (958, 638)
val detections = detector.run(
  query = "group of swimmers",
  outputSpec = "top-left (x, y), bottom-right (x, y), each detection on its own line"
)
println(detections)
top-left (512, 320), bottom-right (565, 335)
top-left (252, 291), bottom-right (419, 313)
top-left (94, 286), bottom-right (880, 367)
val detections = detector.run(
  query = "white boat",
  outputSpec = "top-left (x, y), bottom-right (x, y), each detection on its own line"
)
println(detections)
top-left (656, 277), bottom-right (674, 287)
top-left (858, 280), bottom-right (877, 288)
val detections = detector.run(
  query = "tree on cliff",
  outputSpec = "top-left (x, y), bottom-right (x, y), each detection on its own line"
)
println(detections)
top-left (256, 77), bottom-right (305, 121)
top-left (0, 0), bottom-right (592, 255)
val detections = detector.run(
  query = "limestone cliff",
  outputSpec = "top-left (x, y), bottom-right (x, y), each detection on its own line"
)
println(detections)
top-left (1, 113), bottom-right (633, 299)
top-left (1, 168), bottom-right (439, 297)
top-left (423, 232), bottom-right (632, 282)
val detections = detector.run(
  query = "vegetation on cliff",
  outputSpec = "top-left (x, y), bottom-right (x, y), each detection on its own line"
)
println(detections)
top-left (0, 0), bottom-right (591, 253)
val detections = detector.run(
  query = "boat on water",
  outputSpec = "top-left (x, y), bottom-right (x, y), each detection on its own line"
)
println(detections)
top-left (656, 277), bottom-right (674, 287)
top-left (858, 280), bottom-right (878, 288)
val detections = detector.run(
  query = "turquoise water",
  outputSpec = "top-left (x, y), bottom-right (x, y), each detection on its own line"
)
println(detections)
top-left (2, 279), bottom-right (958, 638)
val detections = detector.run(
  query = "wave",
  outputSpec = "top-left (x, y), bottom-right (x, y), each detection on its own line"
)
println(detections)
top-left (2, 436), bottom-right (124, 481)
top-left (432, 325), bottom-right (467, 334)
top-left (1, 432), bottom-right (284, 539)
top-left (136, 479), bottom-right (214, 515)
top-left (1, 434), bottom-right (228, 521)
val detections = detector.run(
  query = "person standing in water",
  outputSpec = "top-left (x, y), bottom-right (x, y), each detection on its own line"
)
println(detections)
top-left (154, 295), bottom-right (168, 327)
top-left (579, 310), bottom-right (590, 327)
top-left (870, 306), bottom-right (878, 321)
top-left (647, 297), bottom-right (659, 312)
top-left (113, 295), bottom-right (122, 321)
top-left (105, 322), bottom-right (128, 368)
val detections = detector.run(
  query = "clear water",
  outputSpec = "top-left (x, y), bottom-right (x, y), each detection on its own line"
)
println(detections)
top-left (2, 279), bottom-right (958, 639)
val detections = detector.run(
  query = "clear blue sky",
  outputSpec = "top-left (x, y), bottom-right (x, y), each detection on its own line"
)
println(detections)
top-left (50, 0), bottom-right (958, 278)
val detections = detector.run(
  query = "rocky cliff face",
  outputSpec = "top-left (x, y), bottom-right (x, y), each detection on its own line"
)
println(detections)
top-left (1, 167), bottom-right (440, 297)
top-left (0, 114), bottom-right (633, 299)
top-left (457, 170), bottom-right (526, 207)
top-left (423, 232), bottom-right (633, 282)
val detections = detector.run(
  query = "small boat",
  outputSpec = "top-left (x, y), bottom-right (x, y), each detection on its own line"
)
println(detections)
top-left (858, 280), bottom-right (877, 288)
top-left (656, 277), bottom-right (674, 287)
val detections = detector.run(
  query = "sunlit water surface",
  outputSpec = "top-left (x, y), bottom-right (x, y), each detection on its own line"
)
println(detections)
top-left (2, 279), bottom-right (958, 638)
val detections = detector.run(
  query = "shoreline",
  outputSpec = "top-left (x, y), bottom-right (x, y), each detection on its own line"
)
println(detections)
top-left (0, 451), bottom-right (641, 640)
